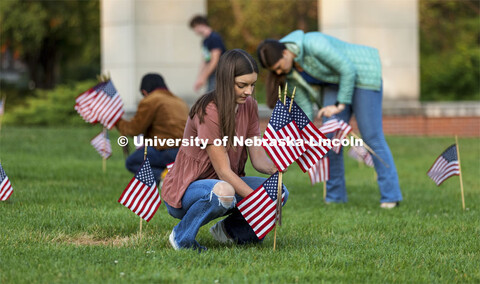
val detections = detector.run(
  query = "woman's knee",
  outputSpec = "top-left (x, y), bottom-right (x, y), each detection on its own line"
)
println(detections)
top-left (212, 182), bottom-right (236, 209)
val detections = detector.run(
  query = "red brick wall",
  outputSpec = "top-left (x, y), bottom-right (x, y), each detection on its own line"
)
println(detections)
top-left (259, 116), bottom-right (480, 137)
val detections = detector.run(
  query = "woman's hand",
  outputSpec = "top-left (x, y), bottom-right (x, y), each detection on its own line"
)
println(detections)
top-left (317, 104), bottom-right (345, 119)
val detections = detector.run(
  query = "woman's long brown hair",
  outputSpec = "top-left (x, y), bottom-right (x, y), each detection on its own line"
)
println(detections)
top-left (257, 39), bottom-right (287, 108)
top-left (189, 49), bottom-right (259, 149)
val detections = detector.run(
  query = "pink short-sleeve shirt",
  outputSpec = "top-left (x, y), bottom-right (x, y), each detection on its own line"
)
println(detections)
top-left (161, 96), bottom-right (260, 208)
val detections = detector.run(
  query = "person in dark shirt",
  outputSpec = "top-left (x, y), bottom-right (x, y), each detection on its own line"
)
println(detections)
top-left (189, 15), bottom-right (226, 93)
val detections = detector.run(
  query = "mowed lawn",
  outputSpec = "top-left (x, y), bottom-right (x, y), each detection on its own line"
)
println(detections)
top-left (0, 126), bottom-right (479, 283)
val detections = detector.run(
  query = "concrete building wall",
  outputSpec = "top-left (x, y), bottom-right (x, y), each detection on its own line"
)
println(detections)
top-left (320, 0), bottom-right (419, 101)
top-left (101, 0), bottom-right (205, 113)
top-left (101, 0), bottom-right (420, 112)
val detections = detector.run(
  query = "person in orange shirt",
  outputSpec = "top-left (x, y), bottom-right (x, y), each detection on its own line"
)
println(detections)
top-left (116, 73), bottom-right (189, 183)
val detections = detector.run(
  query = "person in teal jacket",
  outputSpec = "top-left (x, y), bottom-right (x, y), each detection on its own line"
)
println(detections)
top-left (257, 30), bottom-right (402, 208)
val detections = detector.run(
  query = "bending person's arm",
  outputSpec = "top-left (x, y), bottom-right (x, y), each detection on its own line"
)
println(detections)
top-left (247, 137), bottom-right (278, 175)
top-left (116, 99), bottom-right (155, 136)
top-left (194, 49), bottom-right (222, 91)
top-left (206, 145), bottom-right (254, 198)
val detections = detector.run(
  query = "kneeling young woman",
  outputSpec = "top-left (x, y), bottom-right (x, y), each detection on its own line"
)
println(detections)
top-left (162, 49), bottom-right (288, 251)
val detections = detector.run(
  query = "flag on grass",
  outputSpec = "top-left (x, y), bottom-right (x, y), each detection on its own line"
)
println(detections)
top-left (285, 97), bottom-right (331, 172)
top-left (427, 144), bottom-right (460, 186)
top-left (262, 100), bottom-right (306, 171)
top-left (308, 157), bottom-right (329, 185)
top-left (75, 80), bottom-right (124, 129)
top-left (91, 130), bottom-right (112, 159)
top-left (348, 146), bottom-right (374, 167)
top-left (75, 82), bottom-right (106, 121)
top-left (118, 158), bottom-right (161, 222)
top-left (237, 172), bottom-right (285, 239)
top-left (331, 120), bottom-right (352, 154)
top-left (319, 118), bottom-right (340, 134)
top-left (0, 163), bottom-right (13, 201)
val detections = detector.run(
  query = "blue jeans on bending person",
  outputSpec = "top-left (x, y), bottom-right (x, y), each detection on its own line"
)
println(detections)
top-left (164, 176), bottom-right (289, 249)
top-left (125, 146), bottom-right (179, 182)
top-left (322, 84), bottom-right (403, 203)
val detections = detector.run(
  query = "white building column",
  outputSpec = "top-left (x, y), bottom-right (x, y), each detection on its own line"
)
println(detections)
top-left (101, 0), bottom-right (206, 113)
top-left (320, 0), bottom-right (419, 101)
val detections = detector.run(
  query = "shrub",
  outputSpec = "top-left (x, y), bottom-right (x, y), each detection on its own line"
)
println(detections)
top-left (4, 80), bottom-right (97, 126)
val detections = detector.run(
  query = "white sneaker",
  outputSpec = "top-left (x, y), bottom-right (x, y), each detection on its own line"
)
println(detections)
top-left (169, 230), bottom-right (179, 250)
top-left (380, 202), bottom-right (399, 209)
top-left (209, 220), bottom-right (233, 244)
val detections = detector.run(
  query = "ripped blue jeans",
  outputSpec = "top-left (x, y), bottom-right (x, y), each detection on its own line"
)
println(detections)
top-left (164, 176), bottom-right (289, 248)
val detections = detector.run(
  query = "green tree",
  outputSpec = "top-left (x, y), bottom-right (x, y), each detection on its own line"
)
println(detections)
top-left (207, 0), bottom-right (318, 56)
top-left (419, 0), bottom-right (480, 101)
top-left (0, 0), bottom-right (100, 89)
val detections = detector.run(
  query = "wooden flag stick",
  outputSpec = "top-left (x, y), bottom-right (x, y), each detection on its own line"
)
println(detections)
top-left (139, 145), bottom-right (148, 236)
top-left (273, 171), bottom-right (283, 251)
top-left (455, 135), bottom-right (465, 210)
top-left (274, 84), bottom-right (289, 251)
top-left (323, 181), bottom-right (327, 201)
top-left (288, 87), bottom-right (296, 113)
top-left (350, 132), bottom-right (388, 168)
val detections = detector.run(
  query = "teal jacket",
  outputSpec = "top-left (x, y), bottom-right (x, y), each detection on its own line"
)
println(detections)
top-left (280, 30), bottom-right (382, 119)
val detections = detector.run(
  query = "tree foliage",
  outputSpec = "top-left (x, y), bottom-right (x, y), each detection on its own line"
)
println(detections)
top-left (4, 80), bottom-right (96, 126)
top-left (207, 0), bottom-right (318, 56)
top-left (419, 0), bottom-right (480, 101)
top-left (0, 0), bottom-right (100, 89)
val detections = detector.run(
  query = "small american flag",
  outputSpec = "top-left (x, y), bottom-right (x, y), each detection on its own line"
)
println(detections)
top-left (308, 157), bottom-right (329, 185)
top-left (285, 97), bottom-right (331, 172)
top-left (118, 158), bottom-right (161, 222)
top-left (75, 80), bottom-right (124, 129)
top-left (331, 120), bottom-right (352, 154)
top-left (262, 100), bottom-right (306, 171)
top-left (319, 118), bottom-right (340, 134)
top-left (427, 144), bottom-right (460, 186)
top-left (0, 163), bottom-right (13, 201)
top-left (75, 82), bottom-right (106, 122)
top-left (166, 162), bottom-right (174, 170)
top-left (91, 130), bottom-right (112, 159)
top-left (348, 146), bottom-right (373, 167)
top-left (237, 173), bottom-right (285, 239)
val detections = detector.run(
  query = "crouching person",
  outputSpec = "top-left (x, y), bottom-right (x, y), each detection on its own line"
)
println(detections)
top-left (161, 49), bottom-right (288, 251)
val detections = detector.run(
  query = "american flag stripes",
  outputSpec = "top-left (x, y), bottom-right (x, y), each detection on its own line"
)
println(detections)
top-left (75, 80), bottom-right (124, 129)
top-left (427, 144), bottom-right (460, 186)
top-left (308, 157), bottom-right (329, 185)
top-left (319, 118), bottom-right (340, 134)
top-left (90, 131), bottom-right (112, 159)
top-left (237, 173), bottom-right (285, 239)
top-left (348, 146), bottom-right (374, 167)
top-left (118, 158), bottom-right (161, 222)
top-left (285, 97), bottom-right (331, 172)
top-left (331, 120), bottom-right (352, 154)
top-left (166, 162), bottom-right (174, 171)
top-left (0, 163), bottom-right (13, 201)
top-left (262, 100), bottom-right (306, 171)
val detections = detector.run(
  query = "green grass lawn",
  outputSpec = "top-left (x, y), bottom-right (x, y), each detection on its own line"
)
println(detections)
top-left (0, 126), bottom-right (479, 283)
